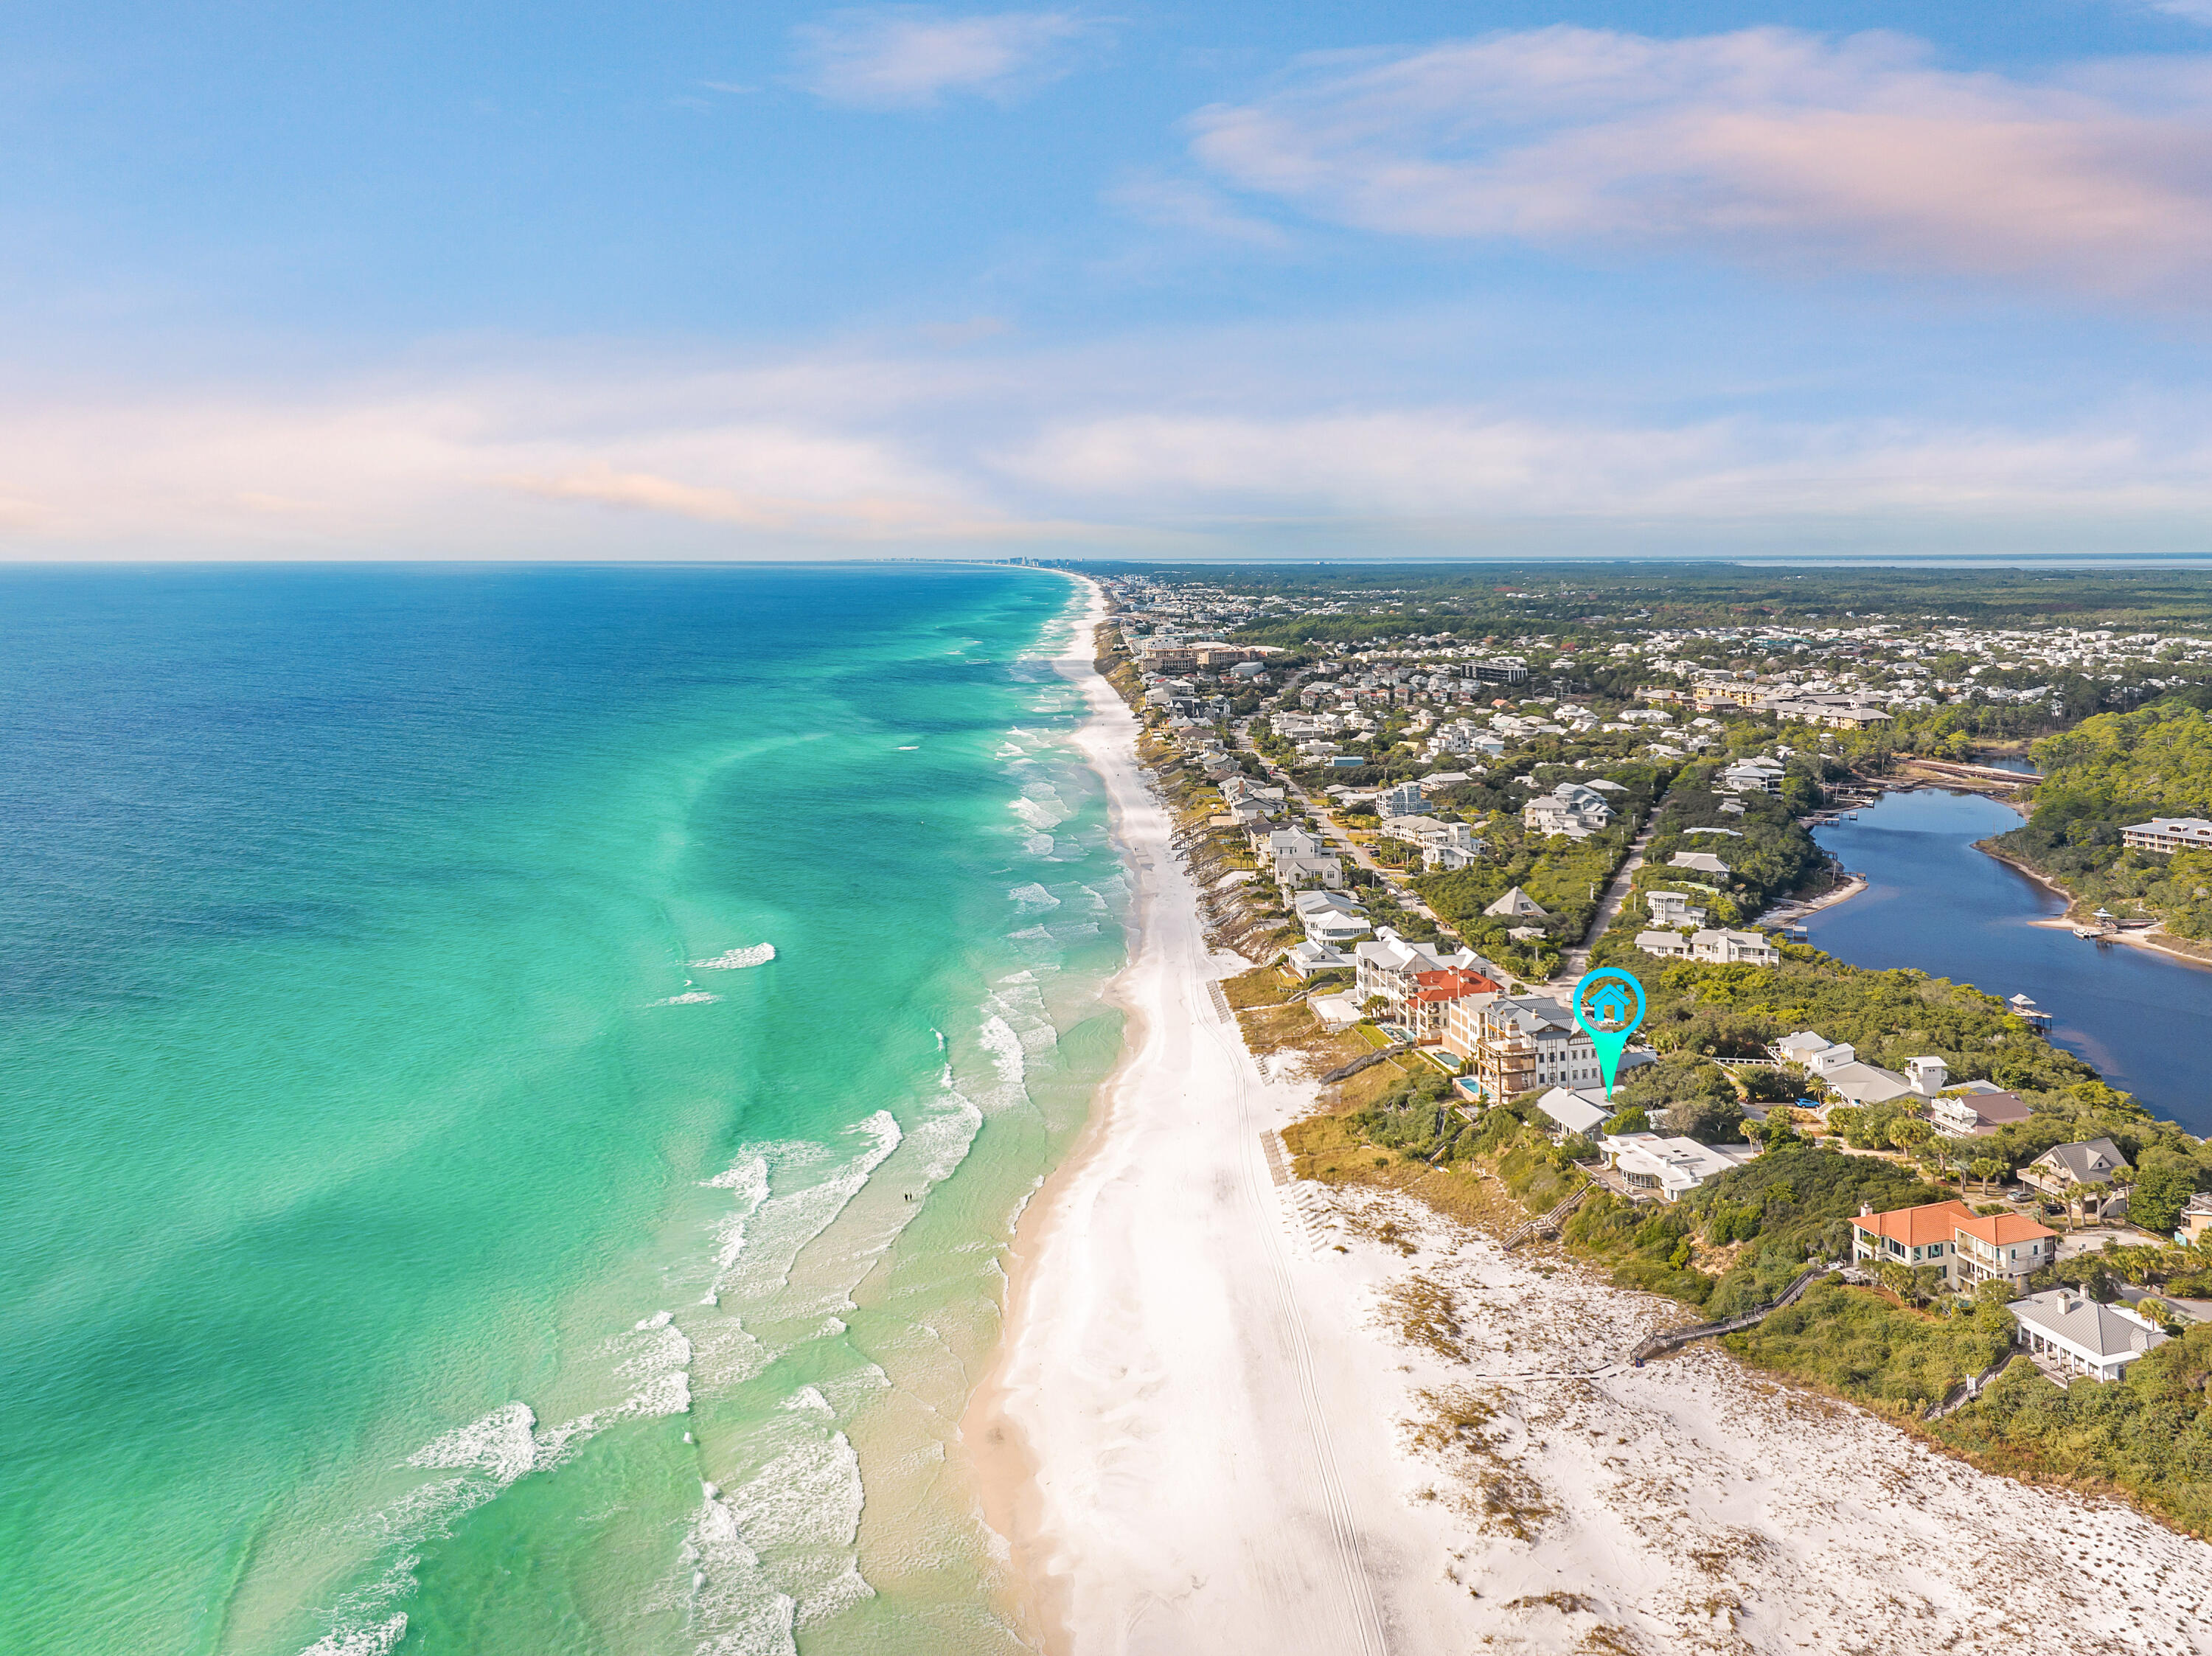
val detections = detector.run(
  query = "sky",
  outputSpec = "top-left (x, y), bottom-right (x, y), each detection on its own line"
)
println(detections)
top-left (7, 0), bottom-right (2212, 560)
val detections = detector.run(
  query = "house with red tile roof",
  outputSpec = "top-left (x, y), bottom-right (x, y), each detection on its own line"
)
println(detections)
top-left (1852, 1199), bottom-right (2056, 1289)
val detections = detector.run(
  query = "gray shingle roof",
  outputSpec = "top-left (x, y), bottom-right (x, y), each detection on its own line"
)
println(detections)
top-left (2031, 1137), bottom-right (2131, 1185)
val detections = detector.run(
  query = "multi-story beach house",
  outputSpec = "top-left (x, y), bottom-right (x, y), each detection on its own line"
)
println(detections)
top-left (1645, 890), bottom-right (1707, 928)
top-left (1352, 930), bottom-right (1498, 1029)
top-left (1850, 1199), bottom-right (2056, 1287)
top-left (2020, 1138), bottom-right (2133, 1222)
top-left (1402, 966), bottom-right (1503, 1043)
top-left (1377, 814), bottom-right (1484, 870)
top-left (1446, 995), bottom-right (1602, 1100)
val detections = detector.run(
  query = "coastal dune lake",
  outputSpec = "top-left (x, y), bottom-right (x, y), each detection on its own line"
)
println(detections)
top-left (1804, 787), bottom-right (2212, 1135)
top-left (0, 566), bottom-right (1121, 1656)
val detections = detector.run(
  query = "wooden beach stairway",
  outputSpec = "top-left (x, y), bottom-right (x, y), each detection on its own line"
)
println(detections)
top-left (1630, 1263), bottom-right (1832, 1364)
top-left (1503, 1179), bottom-right (1596, 1250)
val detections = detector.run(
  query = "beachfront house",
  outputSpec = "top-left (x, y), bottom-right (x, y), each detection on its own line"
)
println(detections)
top-left (1403, 966), bottom-right (1503, 1043)
top-left (1283, 939), bottom-right (1351, 978)
top-left (2009, 1288), bottom-right (2169, 1382)
top-left (1352, 930), bottom-right (1498, 1031)
top-left (2020, 1138), bottom-right (2133, 1222)
top-left (1635, 930), bottom-right (1691, 959)
top-left (1600, 1133), bottom-right (1760, 1200)
top-left (1448, 995), bottom-right (1605, 1100)
top-left (1851, 1199), bottom-right (2057, 1287)
top-left (1292, 889), bottom-right (1371, 950)
top-left (1533, 1085), bottom-right (1611, 1141)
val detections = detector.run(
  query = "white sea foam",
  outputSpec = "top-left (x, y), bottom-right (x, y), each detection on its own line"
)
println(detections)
top-left (978, 1016), bottom-right (1027, 1095)
top-left (1008, 882), bottom-right (1060, 910)
top-left (1009, 796), bottom-right (1064, 832)
top-left (1023, 832), bottom-right (1055, 857)
top-left (298, 1614), bottom-right (408, 1656)
top-left (782, 1385), bottom-right (834, 1417)
top-left (692, 943), bottom-right (776, 970)
top-left (650, 990), bottom-right (723, 1005)
top-left (407, 1402), bottom-right (541, 1484)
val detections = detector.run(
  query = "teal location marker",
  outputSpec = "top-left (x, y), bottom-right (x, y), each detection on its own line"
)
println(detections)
top-left (1571, 967), bottom-right (1647, 1099)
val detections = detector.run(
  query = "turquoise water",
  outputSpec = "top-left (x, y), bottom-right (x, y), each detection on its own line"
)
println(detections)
top-left (0, 566), bottom-right (1123, 1655)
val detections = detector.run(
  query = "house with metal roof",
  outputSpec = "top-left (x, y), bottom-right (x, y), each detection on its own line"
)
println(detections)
top-left (2009, 1287), bottom-right (2169, 1382)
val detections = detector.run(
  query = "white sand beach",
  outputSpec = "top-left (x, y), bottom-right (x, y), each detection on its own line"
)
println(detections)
top-left (969, 582), bottom-right (2212, 1655)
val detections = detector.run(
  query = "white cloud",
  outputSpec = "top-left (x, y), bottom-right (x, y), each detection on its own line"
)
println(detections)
top-left (791, 7), bottom-right (1094, 110)
top-left (1189, 27), bottom-right (2212, 302)
top-left (4, 341), bottom-right (2212, 560)
top-left (997, 408), bottom-right (2212, 522)
top-left (1107, 175), bottom-right (1290, 246)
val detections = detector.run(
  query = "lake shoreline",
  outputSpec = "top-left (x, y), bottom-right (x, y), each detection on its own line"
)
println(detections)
top-left (1804, 788), bottom-right (2212, 1133)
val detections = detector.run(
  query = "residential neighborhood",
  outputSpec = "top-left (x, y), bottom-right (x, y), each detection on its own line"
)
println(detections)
top-left (1098, 563), bottom-right (2212, 1467)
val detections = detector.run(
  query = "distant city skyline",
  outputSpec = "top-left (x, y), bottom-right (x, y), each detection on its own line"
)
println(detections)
top-left (7, 1), bottom-right (2212, 560)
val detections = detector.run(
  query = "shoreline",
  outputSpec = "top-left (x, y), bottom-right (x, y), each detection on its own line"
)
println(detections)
top-left (967, 576), bottom-right (1479, 1652)
top-left (964, 574), bottom-right (1125, 1652)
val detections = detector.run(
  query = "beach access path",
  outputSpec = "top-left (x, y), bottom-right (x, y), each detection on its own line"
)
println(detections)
top-left (970, 584), bottom-right (1484, 1655)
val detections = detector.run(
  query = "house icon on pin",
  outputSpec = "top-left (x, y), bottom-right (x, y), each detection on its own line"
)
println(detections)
top-left (1585, 982), bottom-right (1635, 1028)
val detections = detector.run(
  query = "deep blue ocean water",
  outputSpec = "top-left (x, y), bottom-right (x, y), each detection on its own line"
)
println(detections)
top-left (0, 565), bottom-right (1122, 1655)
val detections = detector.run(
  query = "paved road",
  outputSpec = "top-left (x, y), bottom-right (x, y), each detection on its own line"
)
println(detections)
top-left (1231, 718), bottom-right (1456, 934)
top-left (1551, 817), bottom-right (1657, 989)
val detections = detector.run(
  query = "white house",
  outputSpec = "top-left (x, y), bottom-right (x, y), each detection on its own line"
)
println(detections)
top-left (2120, 818), bottom-right (2212, 855)
top-left (1600, 1133), bottom-right (1761, 1200)
top-left (1523, 793), bottom-right (1608, 840)
top-left (1292, 889), bottom-right (1371, 947)
top-left (1690, 928), bottom-right (1779, 965)
top-left (1669, 850), bottom-right (1732, 877)
top-left (1635, 930), bottom-right (1691, 959)
top-left (1929, 1088), bottom-right (2034, 1137)
top-left (1379, 814), bottom-right (1484, 870)
top-left (1534, 1086), bottom-right (1612, 1140)
top-left (1284, 939), bottom-right (1351, 978)
top-left (1646, 890), bottom-right (1707, 928)
top-left (1819, 1061), bottom-right (1917, 1107)
top-left (2009, 1288), bottom-right (2169, 1382)
top-left (1905, 1056), bottom-right (1949, 1097)
top-left (1770, 1030), bottom-right (1834, 1065)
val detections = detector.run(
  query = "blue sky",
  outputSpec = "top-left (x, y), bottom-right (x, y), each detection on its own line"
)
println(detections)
top-left (7, 0), bottom-right (2212, 558)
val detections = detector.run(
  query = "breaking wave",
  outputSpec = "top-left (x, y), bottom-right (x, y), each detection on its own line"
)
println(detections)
top-left (693, 944), bottom-right (776, 970)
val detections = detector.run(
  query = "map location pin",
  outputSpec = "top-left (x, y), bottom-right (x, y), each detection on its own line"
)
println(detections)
top-left (1571, 968), bottom-right (1647, 1100)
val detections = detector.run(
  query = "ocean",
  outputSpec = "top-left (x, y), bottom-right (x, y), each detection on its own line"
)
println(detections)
top-left (0, 565), bottom-right (1124, 1655)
